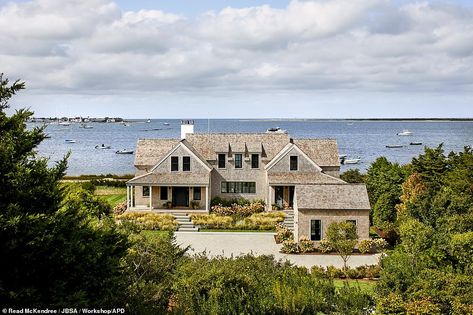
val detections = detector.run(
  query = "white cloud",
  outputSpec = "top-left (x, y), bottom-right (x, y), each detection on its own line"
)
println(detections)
top-left (1, 0), bottom-right (473, 102)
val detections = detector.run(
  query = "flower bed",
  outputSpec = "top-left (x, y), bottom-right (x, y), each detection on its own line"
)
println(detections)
top-left (191, 211), bottom-right (285, 230)
top-left (115, 212), bottom-right (178, 231)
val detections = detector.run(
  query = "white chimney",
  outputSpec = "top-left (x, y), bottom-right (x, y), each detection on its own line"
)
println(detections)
top-left (181, 120), bottom-right (195, 139)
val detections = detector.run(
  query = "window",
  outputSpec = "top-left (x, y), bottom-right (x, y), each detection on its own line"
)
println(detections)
top-left (290, 156), bottom-right (298, 171)
top-left (221, 182), bottom-right (256, 194)
top-left (234, 154), bottom-right (242, 169)
top-left (183, 156), bottom-right (191, 171)
top-left (251, 154), bottom-right (259, 169)
top-left (310, 220), bottom-right (322, 241)
top-left (218, 154), bottom-right (226, 168)
top-left (160, 187), bottom-right (168, 200)
top-left (142, 186), bottom-right (150, 197)
top-left (171, 156), bottom-right (179, 171)
top-left (193, 187), bottom-right (201, 200)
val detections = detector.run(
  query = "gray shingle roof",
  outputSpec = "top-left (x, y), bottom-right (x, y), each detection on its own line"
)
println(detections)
top-left (296, 184), bottom-right (371, 210)
top-left (134, 133), bottom-right (340, 168)
top-left (268, 172), bottom-right (345, 185)
top-left (127, 172), bottom-right (210, 185)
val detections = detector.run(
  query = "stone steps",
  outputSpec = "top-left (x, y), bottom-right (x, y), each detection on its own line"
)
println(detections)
top-left (173, 213), bottom-right (199, 232)
top-left (282, 210), bottom-right (295, 231)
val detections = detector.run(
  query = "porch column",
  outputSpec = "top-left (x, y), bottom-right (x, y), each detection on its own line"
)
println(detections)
top-left (126, 185), bottom-right (130, 209)
top-left (149, 186), bottom-right (153, 209)
top-left (205, 185), bottom-right (209, 211)
top-left (268, 186), bottom-right (272, 210)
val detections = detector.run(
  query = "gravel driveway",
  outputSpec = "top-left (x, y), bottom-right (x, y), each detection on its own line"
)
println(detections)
top-left (175, 232), bottom-right (381, 269)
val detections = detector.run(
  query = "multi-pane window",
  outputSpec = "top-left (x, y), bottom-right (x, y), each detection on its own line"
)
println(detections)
top-left (290, 156), bottom-right (298, 171)
top-left (160, 187), bottom-right (168, 200)
top-left (234, 154), bottom-right (243, 169)
top-left (251, 154), bottom-right (259, 169)
top-left (220, 182), bottom-right (256, 194)
top-left (218, 154), bottom-right (226, 168)
top-left (142, 186), bottom-right (150, 197)
top-left (171, 156), bottom-right (179, 171)
top-left (310, 220), bottom-right (322, 241)
top-left (193, 187), bottom-right (201, 200)
top-left (183, 156), bottom-right (191, 171)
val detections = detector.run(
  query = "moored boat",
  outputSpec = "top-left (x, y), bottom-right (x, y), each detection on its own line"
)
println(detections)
top-left (343, 158), bottom-right (361, 164)
top-left (116, 149), bottom-right (134, 154)
top-left (410, 142), bottom-right (422, 145)
top-left (95, 144), bottom-right (111, 149)
top-left (386, 145), bottom-right (403, 148)
top-left (65, 139), bottom-right (76, 143)
top-left (397, 129), bottom-right (413, 136)
top-left (266, 127), bottom-right (288, 134)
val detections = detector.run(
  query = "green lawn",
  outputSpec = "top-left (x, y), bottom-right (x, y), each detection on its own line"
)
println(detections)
top-left (94, 186), bottom-right (126, 207)
top-left (333, 279), bottom-right (376, 294)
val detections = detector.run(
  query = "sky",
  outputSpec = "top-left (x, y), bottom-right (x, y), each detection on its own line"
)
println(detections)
top-left (1, 0), bottom-right (473, 118)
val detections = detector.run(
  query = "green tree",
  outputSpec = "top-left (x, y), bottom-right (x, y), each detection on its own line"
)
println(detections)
top-left (340, 169), bottom-right (366, 183)
top-left (0, 75), bottom-right (129, 307)
top-left (325, 221), bottom-right (358, 269)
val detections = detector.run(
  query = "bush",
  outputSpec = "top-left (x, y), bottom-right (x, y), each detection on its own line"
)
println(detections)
top-left (113, 200), bottom-right (127, 215)
top-left (211, 201), bottom-right (265, 218)
top-left (281, 240), bottom-right (299, 254)
top-left (275, 223), bottom-right (293, 243)
top-left (299, 236), bottom-right (315, 253)
top-left (358, 239), bottom-right (373, 254)
top-left (310, 266), bottom-right (327, 278)
top-left (189, 200), bottom-right (200, 210)
top-left (376, 293), bottom-right (406, 315)
top-left (241, 211), bottom-right (285, 230)
top-left (115, 212), bottom-right (178, 231)
top-left (318, 239), bottom-right (333, 253)
top-left (326, 265), bottom-right (345, 279)
top-left (405, 298), bottom-right (442, 315)
top-left (372, 238), bottom-right (388, 251)
top-left (211, 197), bottom-right (255, 207)
top-left (81, 181), bottom-right (96, 192)
top-left (90, 179), bottom-right (127, 187)
top-left (190, 214), bottom-right (233, 229)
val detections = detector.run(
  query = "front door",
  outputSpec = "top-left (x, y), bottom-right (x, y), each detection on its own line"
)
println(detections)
top-left (275, 186), bottom-right (284, 208)
top-left (173, 187), bottom-right (189, 207)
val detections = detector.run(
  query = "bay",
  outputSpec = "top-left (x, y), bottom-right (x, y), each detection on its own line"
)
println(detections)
top-left (31, 119), bottom-right (473, 175)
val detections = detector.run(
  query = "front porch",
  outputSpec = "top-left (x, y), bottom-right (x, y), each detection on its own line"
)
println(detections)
top-left (126, 184), bottom-right (210, 212)
top-left (269, 185), bottom-right (295, 210)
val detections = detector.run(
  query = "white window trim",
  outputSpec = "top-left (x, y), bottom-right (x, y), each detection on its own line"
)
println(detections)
top-left (251, 153), bottom-right (260, 169)
top-left (310, 219), bottom-right (322, 241)
top-left (182, 156), bottom-right (191, 172)
top-left (217, 153), bottom-right (226, 169)
top-left (170, 156), bottom-right (179, 172)
top-left (234, 153), bottom-right (243, 169)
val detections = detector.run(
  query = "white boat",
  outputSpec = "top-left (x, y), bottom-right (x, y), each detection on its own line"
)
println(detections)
top-left (163, 122), bottom-right (170, 126)
top-left (397, 129), bottom-right (413, 136)
top-left (65, 139), bottom-right (76, 143)
top-left (266, 127), bottom-right (288, 134)
top-left (95, 144), bottom-right (111, 149)
top-left (59, 122), bottom-right (70, 126)
top-left (146, 119), bottom-right (151, 123)
top-left (343, 158), bottom-right (361, 164)
top-left (79, 124), bottom-right (93, 129)
top-left (123, 123), bottom-right (131, 127)
top-left (116, 149), bottom-right (134, 155)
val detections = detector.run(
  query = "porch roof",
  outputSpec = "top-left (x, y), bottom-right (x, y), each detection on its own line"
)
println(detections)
top-left (127, 172), bottom-right (210, 185)
top-left (268, 172), bottom-right (344, 185)
top-left (296, 184), bottom-right (371, 210)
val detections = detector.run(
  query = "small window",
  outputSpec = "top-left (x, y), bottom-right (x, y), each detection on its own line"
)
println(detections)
top-left (251, 154), bottom-right (259, 169)
top-left (142, 186), bottom-right (150, 197)
top-left (160, 187), bottom-right (168, 200)
top-left (221, 182), bottom-right (227, 193)
top-left (193, 187), bottom-right (201, 200)
top-left (218, 154), bottom-right (226, 168)
top-left (311, 220), bottom-right (322, 241)
top-left (183, 156), bottom-right (191, 172)
top-left (290, 156), bottom-right (298, 171)
top-left (171, 156), bottom-right (179, 171)
top-left (235, 154), bottom-right (242, 169)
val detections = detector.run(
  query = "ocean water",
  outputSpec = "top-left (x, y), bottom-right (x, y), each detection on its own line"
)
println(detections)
top-left (31, 119), bottom-right (473, 175)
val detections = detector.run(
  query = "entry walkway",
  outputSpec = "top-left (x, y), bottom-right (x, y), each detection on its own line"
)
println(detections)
top-left (175, 232), bottom-right (381, 269)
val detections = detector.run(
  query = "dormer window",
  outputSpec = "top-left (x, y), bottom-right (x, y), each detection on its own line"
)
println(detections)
top-left (251, 154), bottom-right (259, 169)
top-left (235, 154), bottom-right (243, 169)
top-left (183, 156), bottom-right (191, 171)
top-left (218, 154), bottom-right (226, 168)
top-left (171, 156), bottom-right (179, 171)
top-left (290, 156), bottom-right (298, 171)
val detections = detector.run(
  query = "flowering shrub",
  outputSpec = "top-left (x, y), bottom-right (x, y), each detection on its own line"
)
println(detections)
top-left (115, 212), bottom-right (178, 231)
top-left (317, 239), bottom-right (333, 253)
top-left (311, 264), bottom-right (381, 279)
top-left (242, 211), bottom-right (285, 230)
top-left (281, 240), bottom-right (298, 254)
top-left (358, 239), bottom-right (389, 254)
top-left (211, 201), bottom-right (265, 218)
top-left (275, 223), bottom-right (293, 243)
top-left (298, 236), bottom-right (315, 253)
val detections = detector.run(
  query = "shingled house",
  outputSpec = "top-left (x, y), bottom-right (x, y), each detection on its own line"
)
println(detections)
top-left (127, 121), bottom-right (370, 241)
